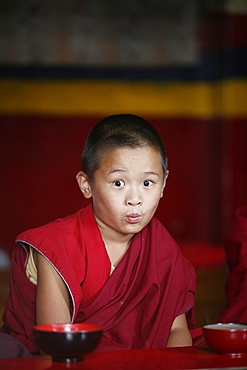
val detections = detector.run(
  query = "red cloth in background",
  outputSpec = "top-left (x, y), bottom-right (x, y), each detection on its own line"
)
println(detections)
top-left (1, 205), bottom-right (196, 353)
top-left (180, 242), bottom-right (225, 269)
top-left (221, 206), bottom-right (247, 323)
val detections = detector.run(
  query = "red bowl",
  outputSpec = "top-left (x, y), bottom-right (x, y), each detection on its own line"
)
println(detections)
top-left (203, 323), bottom-right (247, 356)
top-left (33, 323), bottom-right (103, 362)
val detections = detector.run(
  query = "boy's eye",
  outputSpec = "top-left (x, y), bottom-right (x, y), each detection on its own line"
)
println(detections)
top-left (143, 180), bottom-right (153, 187)
top-left (113, 180), bottom-right (125, 187)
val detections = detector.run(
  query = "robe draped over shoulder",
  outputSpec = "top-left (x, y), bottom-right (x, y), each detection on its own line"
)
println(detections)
top-left (1, 205), bottom-right (196, 353)
top-left (221, 206), bottom-right (247, 323)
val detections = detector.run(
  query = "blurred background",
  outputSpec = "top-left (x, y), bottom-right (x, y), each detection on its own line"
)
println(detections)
top-left (0, 0), bottom-right (246, 258)
top-left (0, 0), bottom-right (247, 327)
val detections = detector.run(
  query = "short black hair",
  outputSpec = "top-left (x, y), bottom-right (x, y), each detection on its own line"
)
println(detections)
top-left (81, 114), bottom-right (168, 182)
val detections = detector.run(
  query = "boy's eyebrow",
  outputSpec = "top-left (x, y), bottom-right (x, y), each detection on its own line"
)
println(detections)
top-left (107, 169), bottom-right (160, 177)
top-left (144, 171), bottom-right (160, 177)
top-left (107, 169), bottom-right (127, 175)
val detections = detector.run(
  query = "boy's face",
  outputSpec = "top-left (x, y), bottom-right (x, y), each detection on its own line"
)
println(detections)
top-left (78, 146), bottom-right (168, 241)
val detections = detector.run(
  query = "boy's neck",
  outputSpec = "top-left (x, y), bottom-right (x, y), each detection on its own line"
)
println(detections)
top-left (95, 215), bottom-right (134, 267)
top-left (104, 239), bottom-right (132, 268)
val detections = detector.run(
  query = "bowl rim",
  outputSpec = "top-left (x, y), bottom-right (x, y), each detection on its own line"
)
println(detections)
top-left (203, 323), bottom-right (247, 331)
top-left (33, 323), bottom-right (104, 333)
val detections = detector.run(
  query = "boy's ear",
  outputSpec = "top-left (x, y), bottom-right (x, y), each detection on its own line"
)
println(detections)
top-left (76, 171), bottom-right (92, 199)
top-left (160, 170), bottom-right (169, 198)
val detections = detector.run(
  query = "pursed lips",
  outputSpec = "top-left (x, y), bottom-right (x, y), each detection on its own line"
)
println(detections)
top-left (126, 213), bottom-right (141, 223)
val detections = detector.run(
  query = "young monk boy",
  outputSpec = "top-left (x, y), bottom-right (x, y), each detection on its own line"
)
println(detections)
top-left (1, 114), bottom-right (196, 353)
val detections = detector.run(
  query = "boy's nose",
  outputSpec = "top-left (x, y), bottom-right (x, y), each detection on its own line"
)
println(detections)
top-left (126, 188), bottom-right (142, 206)
top-left (127, 199), bottom-right (142, 206)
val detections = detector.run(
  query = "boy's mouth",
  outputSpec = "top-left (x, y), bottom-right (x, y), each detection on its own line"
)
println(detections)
top-left (126, 213), bottom-right (141, 223)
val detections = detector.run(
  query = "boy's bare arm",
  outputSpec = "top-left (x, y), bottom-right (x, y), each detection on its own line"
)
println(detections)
top-left (166, 313), bottom-right (192, 347)
top-left (35, 251), bottom-right (71, 325)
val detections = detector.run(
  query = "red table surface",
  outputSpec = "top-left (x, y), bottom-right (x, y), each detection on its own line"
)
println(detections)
top-left (1, 346), bottom-right (247, 370)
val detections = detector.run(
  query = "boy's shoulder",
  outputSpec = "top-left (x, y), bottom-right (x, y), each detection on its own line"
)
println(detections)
top-left (15, 206), bottom-right (90, 246)
top-left (148, 216), bottom-right (180, 251)
top-left (150, 216), bottom-right (176, 238)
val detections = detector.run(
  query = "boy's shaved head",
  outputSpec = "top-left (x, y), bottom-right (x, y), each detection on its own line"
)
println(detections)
top-left (81, 114), bottom-right (168, 182)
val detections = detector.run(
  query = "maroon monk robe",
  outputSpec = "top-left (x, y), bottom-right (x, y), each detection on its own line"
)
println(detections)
top-left (1, 205), bottom-right (196, 353)
top-left (221, 205), bottom-right (247, 323)
top-left (76, 223), bottom-right (196, 350)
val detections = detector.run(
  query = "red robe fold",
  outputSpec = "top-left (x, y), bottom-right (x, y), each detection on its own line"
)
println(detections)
top-left (221, 205), bottom-right (247, 323)
top-left (1, 205), bottom-right (196, 353)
